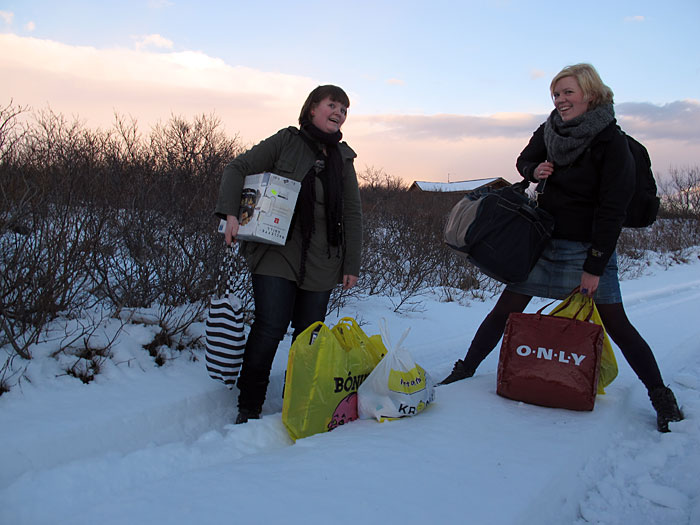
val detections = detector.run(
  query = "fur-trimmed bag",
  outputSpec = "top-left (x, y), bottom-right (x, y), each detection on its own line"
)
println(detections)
top-left (204, 245), bottom-right (246, 389)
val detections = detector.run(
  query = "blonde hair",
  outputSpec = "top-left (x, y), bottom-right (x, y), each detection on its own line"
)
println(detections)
top-left (550, 63), bottom-right (614, 108)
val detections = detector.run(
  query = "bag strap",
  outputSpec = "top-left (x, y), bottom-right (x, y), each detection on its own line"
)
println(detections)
top-left (535, 285), bottom-right (577, 315)
top-left (548, 286), bottom-right (595, 322)
top-left (379, 318), bottom-right (410, 353)
top-left (511, 178), bottom-right (546, 208)
top-left (534, 178), bottom-right (547, 206)
top-left (546, 287), bottom-right (579, 315)
top-left (536, 298), bottom-right (558, 315)
top-left (215, 243), bottom-right (238, 298)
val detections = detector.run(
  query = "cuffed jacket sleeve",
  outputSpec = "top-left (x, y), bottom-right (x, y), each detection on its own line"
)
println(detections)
top-left (516, 121), bottom-right (635, 276)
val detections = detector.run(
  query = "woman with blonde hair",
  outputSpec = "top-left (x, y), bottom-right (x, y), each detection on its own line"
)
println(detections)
top-left (442, 64), bottom-right (683, 432)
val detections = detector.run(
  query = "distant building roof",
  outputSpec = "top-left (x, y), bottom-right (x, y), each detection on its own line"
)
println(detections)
top-left (409, 177), bottom-right (510, 193)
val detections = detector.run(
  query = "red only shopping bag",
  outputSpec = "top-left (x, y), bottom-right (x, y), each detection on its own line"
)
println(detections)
top-left (497, 292), bottom-right (604, 411)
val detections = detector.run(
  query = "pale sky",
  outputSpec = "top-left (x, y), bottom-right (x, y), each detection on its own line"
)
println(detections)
top-left (1, 0), bottom-right (699, 183)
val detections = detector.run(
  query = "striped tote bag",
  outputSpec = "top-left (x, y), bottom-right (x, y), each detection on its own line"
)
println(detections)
top-left (205, 246), bottom-right (246, 389)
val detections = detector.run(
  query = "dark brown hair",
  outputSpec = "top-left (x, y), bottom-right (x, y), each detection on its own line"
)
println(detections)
top-left (298, 85), bottom-right (350, 125)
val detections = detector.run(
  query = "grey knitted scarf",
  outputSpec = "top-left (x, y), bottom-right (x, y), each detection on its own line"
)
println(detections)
top-left (543, 103), bottom-right (615, 165)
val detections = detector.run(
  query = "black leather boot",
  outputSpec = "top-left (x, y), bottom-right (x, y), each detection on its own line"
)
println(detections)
top-left (439, 359), bottom-right (476, 385)
top-left (649, 386), bottom-right (684, 432)
top-left (235, 409), bottom-right (261, 424)
top-left (235, 375), bottom-right (268, 424)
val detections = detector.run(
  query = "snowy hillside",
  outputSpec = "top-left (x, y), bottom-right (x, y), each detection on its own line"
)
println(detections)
top-left (1, 251), bottom-right (699, 525)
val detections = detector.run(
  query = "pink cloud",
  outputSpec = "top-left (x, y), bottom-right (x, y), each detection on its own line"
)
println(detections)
top-left (1, 33), bottom-right (696, 185)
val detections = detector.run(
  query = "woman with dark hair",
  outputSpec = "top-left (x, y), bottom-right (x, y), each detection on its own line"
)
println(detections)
top-left (441, 64), bottom-right (684, 433)
top-left (215, 85), bottom-right (362, 424)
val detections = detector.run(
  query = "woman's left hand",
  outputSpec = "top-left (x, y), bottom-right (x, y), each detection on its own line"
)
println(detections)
top-left (580, 272), bottom-right (600, 298)
top-left (342, 275), bottom-right (358, 290)
top-left (534, 161), bottom-right (554, 181)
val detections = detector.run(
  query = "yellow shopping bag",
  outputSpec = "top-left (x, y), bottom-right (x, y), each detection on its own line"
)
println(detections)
top-left (282, 320), bottom-right (379, 441)
top-left (549, 292), bottom-right (618, 394)
top-left (332, 317), bottom-right (387, 366)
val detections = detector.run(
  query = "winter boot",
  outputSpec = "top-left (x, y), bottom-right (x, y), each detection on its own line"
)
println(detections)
top-left (236, 375), bottom-right (269, 424)
top-left (439, 359), bottom-right (476, 385)
top-left (235, 409), bottom-right (261, 425)
top-left (648, 385), bottom-right (684, 433)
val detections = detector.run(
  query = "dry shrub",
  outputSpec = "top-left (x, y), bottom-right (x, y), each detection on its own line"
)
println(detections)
top-left (1, 101), bottom-right (698, 391)
top-left (0, 103), bottom-right (248, 389)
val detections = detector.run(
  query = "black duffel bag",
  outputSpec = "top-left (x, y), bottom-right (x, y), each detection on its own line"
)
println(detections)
top-left (444, 181), bottom-right (554, 284)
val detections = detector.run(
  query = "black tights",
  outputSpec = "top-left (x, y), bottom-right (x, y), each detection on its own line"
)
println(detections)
top-left (463, 290), bottom-right (664, 391)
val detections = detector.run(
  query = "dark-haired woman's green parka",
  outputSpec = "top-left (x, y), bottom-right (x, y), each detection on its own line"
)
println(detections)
top-left (215, 126), bottom-right (362, 291)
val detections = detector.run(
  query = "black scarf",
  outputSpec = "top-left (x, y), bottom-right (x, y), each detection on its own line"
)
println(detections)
top-left (543, 103), bottom-right (615, 165)
top-left (296, 121), bottom-right (344, 285)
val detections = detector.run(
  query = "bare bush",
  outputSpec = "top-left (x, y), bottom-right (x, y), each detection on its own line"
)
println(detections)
top-left (1, 204), bottom-right (107, 359)
top-left (357, 177), bottom-right (500, 312)
top-left (0, 105), bottom-right (249, 390)
top-left (149, 113), bottom-right (243, 218)
top-left (660, 166), bottom-right (700, 219)
top-left (49, 309), bottom-right (126, 383)
top-left (358, 165), bottom-right (408, 193)
top-left (0, 100), bottom-right (28, 165)
top-left (2, 102), bottom-right (699, 393)
top-left (618, 219), bottom-right (699, 258)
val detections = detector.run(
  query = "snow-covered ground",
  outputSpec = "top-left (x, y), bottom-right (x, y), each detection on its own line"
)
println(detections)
top-left (1, 251), bottom-right (699, 525)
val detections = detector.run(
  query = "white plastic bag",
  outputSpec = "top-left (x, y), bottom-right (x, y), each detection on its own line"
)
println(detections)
top-left (358, 320), bottom-right (435, 421)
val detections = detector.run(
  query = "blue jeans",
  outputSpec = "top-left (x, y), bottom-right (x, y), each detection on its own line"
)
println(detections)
top-left (237, 274), bottom-right (332, 415)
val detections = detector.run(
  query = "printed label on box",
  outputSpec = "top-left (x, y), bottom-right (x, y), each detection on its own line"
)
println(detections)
top-left (234, 173), bottom-right (301, 245)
